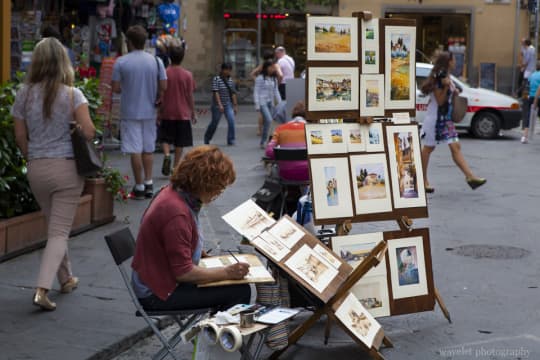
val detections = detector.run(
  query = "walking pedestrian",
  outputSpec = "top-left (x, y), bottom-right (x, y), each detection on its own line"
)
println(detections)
top-left (112, 25), bottom-right (167, 199)
top-left (12, 38), bottom-right (96, 311)
top-left (527, 61), bottom-right (540, 142)
top-left (275, 46), bottom-right (295, 100)
top-left (204, 63), bottom-right (238, 146)
top-left (521, 38), bottom-right (536, 143)
top-left (251, 49), bottom-right (283, 136)
top-left (419, 51), bottom-right (486, 192)
top-left (159, 45), bottom-right (196, 176)
top-left (254, 60), bottom-right (282, 148)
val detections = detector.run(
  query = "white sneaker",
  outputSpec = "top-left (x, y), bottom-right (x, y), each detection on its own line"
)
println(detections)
top-left (521, 136), bottom-right (528, 144)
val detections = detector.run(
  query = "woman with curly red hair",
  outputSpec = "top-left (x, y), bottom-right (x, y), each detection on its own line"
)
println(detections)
top-left (131, 145), bottom-right (251, 310)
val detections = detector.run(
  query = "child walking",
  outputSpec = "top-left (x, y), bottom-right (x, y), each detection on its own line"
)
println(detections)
top-left (159, 45), bottom-right (197, 176)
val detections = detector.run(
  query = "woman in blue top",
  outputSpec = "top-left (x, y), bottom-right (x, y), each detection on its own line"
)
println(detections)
top-left (254, 60), bottom-right (282, 148)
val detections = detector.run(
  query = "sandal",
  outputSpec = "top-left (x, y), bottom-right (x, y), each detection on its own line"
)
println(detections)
top-left (466, 177), bottom-right (486, 190)
top-left (425, 185), bottom-right (435, 193)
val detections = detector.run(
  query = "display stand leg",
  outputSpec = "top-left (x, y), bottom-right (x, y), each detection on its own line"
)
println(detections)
top-left (434, 287), bottom-right (452, 323)
top-left (382, 336), bottom-right (394, 348)
top-left (323, 314), bottom-right (332, 345)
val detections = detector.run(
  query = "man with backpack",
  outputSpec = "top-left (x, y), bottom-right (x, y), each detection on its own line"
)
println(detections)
top-left (204, 63), bottom-right (238, 146)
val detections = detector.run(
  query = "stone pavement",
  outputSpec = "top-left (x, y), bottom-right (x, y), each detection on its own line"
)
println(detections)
top-left (2, 104), bottom-right (540, 360)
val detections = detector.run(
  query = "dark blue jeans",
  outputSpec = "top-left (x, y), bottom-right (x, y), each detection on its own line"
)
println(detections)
top-left (139, 282), bottom-right (251, 311)
top-left (205, 103), bottom-right (236, 145)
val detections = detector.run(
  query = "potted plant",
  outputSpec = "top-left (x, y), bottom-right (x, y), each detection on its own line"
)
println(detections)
top-left (83, 157), bottom-right (128, 224)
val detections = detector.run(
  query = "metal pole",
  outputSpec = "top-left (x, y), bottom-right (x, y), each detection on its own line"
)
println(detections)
top-left (257, 0), bottom-right (261, 65)
top-left (535, 3), bottom-right (540, 63)
top-left (511, 0), bottom-right (521, 96)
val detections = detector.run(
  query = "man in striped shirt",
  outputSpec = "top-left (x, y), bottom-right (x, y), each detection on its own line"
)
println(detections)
top-left (204, 63), bottom-right (238, 146)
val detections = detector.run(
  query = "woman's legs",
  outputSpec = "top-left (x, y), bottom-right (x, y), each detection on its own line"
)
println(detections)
top-left (27, 159), bottom-right (83, 291)
top-left (448, 142), bottom-right (475, 179)
top-left (260, 102), bottom-right (273, 146)
top-left (139, 283), bottom-right (251, 311)
top-left (421, 145), bottom-right (435, 188)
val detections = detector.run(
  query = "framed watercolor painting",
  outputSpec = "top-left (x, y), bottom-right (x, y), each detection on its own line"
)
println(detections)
top-left (305, 123), bottom-right (348, 155)
top-left (351, 275), bottom-right (391, 318)
top-left (387, 235), bottom-right (428, 300)
top-left (343, 123), bottom-right (366, 153)
top-left (361, 18), bottom-right (379, 74)
top-left (384, 25), bottom-right (416, 110)
top-left (222, 199), bottom-right (276, 240)
top-left (334, 292), bottom-right (382, 347)
top-left (331, 232), bottom-right (386, 277)
top-left (385, 124), bottom-right (426, 209)
top-left (284, 244), bottom-right (339, 294)
top-left (349, 154), bottom-right (393, 215)
top-left (307, 16), bottom-right (358, 61)
top-left (364, 122), bottom-right (385, 152)
top-left (360, 74), bottom-right (385, 117)
top-left (307, 67), bottom-right (359, 112)
top-left (309, 157), bottom-right (354, 220)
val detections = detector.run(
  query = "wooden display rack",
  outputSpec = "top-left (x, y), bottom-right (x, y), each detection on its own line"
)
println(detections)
top-left (269, 239), bottom-right (392, 360)
top-left (266, 10), bottom-right (450, 359)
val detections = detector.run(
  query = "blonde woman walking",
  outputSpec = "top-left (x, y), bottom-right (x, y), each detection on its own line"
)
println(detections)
top-left (12, 38), bottom-right (96, 311)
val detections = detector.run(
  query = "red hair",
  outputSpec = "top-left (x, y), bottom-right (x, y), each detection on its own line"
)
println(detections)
top-left (171, 145), bottom-right (236, 197)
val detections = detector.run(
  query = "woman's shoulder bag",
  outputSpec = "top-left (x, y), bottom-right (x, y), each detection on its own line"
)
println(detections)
top-left (69, 87), bottom-right (103, 177)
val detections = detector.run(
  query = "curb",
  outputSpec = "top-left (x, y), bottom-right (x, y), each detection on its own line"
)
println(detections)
top-left (87, 317), bottom-right (175, 360)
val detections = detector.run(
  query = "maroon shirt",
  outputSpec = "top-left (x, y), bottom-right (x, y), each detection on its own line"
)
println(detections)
top-left (131, 186), bottom-right (198, 301)
top-left (160, 66), bottom-right (196, 121)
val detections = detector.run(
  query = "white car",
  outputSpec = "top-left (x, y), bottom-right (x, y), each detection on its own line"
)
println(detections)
top-left (415, 63), bottom-right (521, 139)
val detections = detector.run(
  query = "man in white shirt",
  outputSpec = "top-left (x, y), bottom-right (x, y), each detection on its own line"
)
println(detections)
top-left (275, 46), bottom-right (295, 100)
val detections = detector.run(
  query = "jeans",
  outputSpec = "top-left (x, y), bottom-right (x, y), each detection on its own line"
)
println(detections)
top-left (259, 101), bottom-right (274, 145)
top-left (205, 103), bottom-right (236, 145)
top-left (138, 282), bottom-right (251, 311)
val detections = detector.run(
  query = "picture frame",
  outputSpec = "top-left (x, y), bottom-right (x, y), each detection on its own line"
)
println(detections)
top-left (305, 123), bottom-right (348, 155)
top-left (365, 122), bottom-right (385, 152)
top-left (284, 244), bottom-right (339, 294)
top-left (343, 123), bottom-right (366, 153)
top-left (334, 292), bottom-right (382, 348)
top-left (307, 67), bottom-right (359, 112)
top-left (349, 154), bottom-right (393, 215)
top-left (360, 74), bottom-right (385, 117)
top-left (351, 275), bottom-right (391, 318)
top-left (252, 232), bottom-right (290, 262)
top-left (331, 232), bottom-right (386, 277)
top-left (385, 124), bottom-right (427, 209)
top-left (309, 157), bottom-right (354, 221)
top-left (307, 16), bottom-right (358, 61)
top-left (361, 18), bottom-right (379, 74)
top-left (222, 199), bottom-right (276, 240)
top-left (383, 25), bottom-right (416, 110)
top-left (385, 229), bottom-right (434, 310)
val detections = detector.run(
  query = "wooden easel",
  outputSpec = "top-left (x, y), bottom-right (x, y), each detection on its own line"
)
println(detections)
top-left (270, 240), bottom-right (393, 360)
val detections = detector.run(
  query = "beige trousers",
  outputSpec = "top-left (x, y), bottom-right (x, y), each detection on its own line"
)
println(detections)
top-left (27, 158), bottom-right (84, 290)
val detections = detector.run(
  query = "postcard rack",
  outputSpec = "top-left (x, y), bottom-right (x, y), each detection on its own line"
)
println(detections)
top-left (267, 10), bottom-right (450, 360)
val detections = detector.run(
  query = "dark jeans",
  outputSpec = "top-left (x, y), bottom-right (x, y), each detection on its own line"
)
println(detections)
top-left (139, 282), bottom-right (251, 311)
top-left (278, 83), bottom-right (286, 100)
top-left (204, 103), bottom-right (236, 145)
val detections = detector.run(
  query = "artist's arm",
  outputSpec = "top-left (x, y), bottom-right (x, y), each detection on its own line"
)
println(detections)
top-left (175, 263), bottom-right (249, 285)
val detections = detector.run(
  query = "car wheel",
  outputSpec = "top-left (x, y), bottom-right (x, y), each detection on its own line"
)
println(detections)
top-left (471, 112), bottom-right (501, 139)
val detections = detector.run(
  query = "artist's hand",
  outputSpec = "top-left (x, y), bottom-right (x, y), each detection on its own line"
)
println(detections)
top-left (225, 262), bottom-right (250, 280)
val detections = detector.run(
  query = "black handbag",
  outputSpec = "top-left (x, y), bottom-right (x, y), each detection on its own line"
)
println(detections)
top-left (69, 87), bottom-right (102, 176)
top-left (70, 124), bottom-right (103, 177)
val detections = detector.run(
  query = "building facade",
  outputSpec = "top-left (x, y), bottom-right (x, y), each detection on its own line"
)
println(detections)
top-left (339, 0), bottom-right (531, 94)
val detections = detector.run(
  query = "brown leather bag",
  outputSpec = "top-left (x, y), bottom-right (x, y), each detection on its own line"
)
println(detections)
top-left (452, 92), bottom-right (468, 123)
